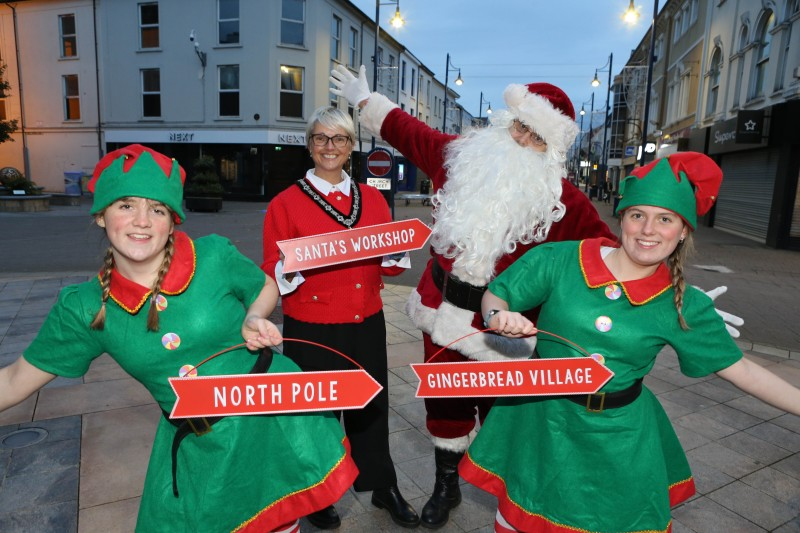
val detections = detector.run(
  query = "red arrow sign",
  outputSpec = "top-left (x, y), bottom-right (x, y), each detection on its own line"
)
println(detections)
top-left (367, 148), bottom-right (393, 177)
top-left (411, 358), bottom-right (614, 398)
top-left (168, 369), bottom-right (382, 418)
top-left (278, 219), bottom-right (432, 273)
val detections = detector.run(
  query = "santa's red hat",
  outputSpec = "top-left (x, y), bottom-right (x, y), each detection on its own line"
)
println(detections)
top-left (503, 83), bottom-right (579, 156)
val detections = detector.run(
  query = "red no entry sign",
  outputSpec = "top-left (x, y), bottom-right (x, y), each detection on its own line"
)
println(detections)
top-left (367, 148), bottom-right (393, 177)
top-left (411, 357), bottom-right (614, 398)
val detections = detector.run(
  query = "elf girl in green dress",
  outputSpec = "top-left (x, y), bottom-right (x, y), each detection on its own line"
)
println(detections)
top-left (0, 145), bottom-right (357, 533)
top-left (462, 152), bottom-right (800, 533)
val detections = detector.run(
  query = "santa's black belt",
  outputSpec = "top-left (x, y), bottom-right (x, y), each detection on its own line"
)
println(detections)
top-left (162, 349), bottom-right (273, 497)
top-left (561, 378), bottom-right (643, 412)
top-left (431, 260), bottom-right (487, 314)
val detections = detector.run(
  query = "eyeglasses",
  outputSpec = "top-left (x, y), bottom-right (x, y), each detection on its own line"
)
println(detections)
top-left (310, 133), bottom-right (352, 147)
top-left (510, 120), bottom-right (547, 147)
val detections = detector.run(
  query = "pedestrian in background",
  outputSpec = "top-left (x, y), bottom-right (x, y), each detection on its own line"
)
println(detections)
top-left (464, 152), bottom-right (800, 533)
top-left (0, 144), bottom-right (357, 533)
top-left (261, 107), bottom-right (419, 529)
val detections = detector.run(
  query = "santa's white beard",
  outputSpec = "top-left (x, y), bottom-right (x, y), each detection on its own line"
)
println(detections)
top-left (430, 113), bottom-right (566, 286)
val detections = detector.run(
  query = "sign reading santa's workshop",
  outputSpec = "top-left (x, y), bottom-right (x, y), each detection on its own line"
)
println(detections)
top-left (411, 358), bottom-right (614, 398)
top-left (169, 370), bottom-right (382, 418)
top-left (278, 218), bottom-right (432, 273)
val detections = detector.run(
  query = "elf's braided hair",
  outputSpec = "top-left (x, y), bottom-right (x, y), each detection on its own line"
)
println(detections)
top-left (667, 232), bottom-right (694, 330)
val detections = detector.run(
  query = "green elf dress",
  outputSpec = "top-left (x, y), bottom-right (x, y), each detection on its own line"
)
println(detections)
top-left (23, 231), bottom-right (357, 532)
top-left (459, 238), bottom-right (742, 533)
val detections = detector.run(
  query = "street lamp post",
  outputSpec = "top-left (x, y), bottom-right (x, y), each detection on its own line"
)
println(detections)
top-left (478, 91), bottom-right (491, 120)
top-left (586, 92), bottom-right (595, 196)
top-left (591, 53), bottom-right (613, 184)
top-left (372, 0), bottom-right (404, 149)
top-left (442, 53), bottom-right (463, 132)
top-left (624, 0), bottom-right (659, 164)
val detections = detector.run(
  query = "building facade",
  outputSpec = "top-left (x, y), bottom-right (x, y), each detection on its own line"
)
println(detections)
top-left (0, 0), bottom-right (459, 200)
top-left (606, 0), bottom-right (800, 250)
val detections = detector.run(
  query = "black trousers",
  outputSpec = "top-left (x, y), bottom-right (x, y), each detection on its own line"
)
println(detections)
top-left (282, 311), bottom-right (398, 491)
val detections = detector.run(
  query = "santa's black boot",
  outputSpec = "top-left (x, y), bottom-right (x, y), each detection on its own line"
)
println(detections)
top-left (420, 448), bottom-right (464, 529)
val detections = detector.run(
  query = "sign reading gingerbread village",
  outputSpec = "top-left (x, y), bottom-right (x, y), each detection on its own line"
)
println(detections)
top-left (278, 219), bottom-right (432, 273)
top-left (411, 358), bottom-right (614, 398)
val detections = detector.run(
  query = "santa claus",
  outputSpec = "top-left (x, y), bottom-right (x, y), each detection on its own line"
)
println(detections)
top-left (330, 65), bottom-right (739, 529)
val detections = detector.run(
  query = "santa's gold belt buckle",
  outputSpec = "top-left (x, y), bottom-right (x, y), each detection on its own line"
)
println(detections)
top-left (187, 417), bottom-right (213, 436)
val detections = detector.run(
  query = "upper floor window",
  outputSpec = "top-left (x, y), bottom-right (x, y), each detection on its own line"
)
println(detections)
top-left (281, 0), bottom-right (304, 46)
top-left (751, 10), bottom-right (776, 98)
top-left (654, 34), bottom-right (664, 62)
top-left (219, 65), bottom-right (240, 117)
top-left (63, 74), bottom-right (80, 120)
top-left (0, 61), bottom-right (7, 121)
top-left (401, 60), bottom-right (407, 91)
top-left (141, 68), bottom-right (161, 118)
top-left (139, 3), bottom-right (159, 49)
top-left (348, 28), bottom-right (358, 67)
top-left (280, 65), bottom-right (303, 118)
top-left (331, 15), bottom-right (341, 61)
top-left (59, 14), bottom-right (77, 58)
top-left (705, 48), bottom-right (721, 117)
top-left (411, 68), bottom-right (416, 97)
top-left (218, 0), bottom-right (239, 44)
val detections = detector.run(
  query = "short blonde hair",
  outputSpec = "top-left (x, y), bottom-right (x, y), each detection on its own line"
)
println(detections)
top-left (306, 106), bottom-right (356, 149)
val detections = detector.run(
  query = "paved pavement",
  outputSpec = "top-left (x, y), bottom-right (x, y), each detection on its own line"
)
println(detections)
top-left (0, 196), bottom-right (799, 532)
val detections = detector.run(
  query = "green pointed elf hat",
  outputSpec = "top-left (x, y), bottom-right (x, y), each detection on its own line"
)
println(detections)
top-left (88, 144), bottom-right (187, 223)
top-left (615, 152), bottom-right (723, 229)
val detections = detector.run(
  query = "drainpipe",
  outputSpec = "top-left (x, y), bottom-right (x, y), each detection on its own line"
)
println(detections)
top-left (92, 0), bottom-right (102, 158)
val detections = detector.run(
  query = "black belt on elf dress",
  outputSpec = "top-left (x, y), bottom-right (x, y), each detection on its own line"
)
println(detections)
top-left (162, 349), bottom-right (273, 497)
top-left (530, 349), bottom-right (643, 412)
top-left (431, 260), bottom-right (487, 314)
top-left (562, 378), bottom-right (643, 412)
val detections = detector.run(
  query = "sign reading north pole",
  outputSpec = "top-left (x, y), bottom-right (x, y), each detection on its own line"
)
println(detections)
top-left (278, 219), bottom-right (431, 273)
top-left (169, 370), bottom-right (382, 418)
top-left (411, 358), bottom-right (614, 398)
top-left (366, 148), bottom-right (393, 177)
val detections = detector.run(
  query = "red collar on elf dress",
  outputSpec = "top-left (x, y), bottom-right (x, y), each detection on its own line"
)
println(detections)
top-left (578, 238), bottom-right (672, 306)
top-left (102, 230), bottom-right (196, 314)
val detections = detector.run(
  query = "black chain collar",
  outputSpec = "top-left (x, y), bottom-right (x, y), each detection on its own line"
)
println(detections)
top-left (296, 178), bottom-right (362, 228)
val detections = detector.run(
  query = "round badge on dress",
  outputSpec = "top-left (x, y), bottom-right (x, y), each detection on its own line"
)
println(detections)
top-left (595, 316), bottom-right (612, 332)
top-left (605, 284), bottom-right (622, 300)
top-left (154, 294), bottom-right (168, 311)
top-left (179, 364), bottom-right (197, 378)
top-left (162, 332), bottom-right (181, 350)
top-left (590, 353), bottom-right (606, 365)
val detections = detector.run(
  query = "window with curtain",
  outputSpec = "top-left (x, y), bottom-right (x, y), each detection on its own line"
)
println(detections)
top-left (281, 0), bottom-right (304, 46)
top-left (59, 14), bottom-right (77, 57)
top-left (280, 65), bottom-right (303, 118)
top-left (219, 65), bottom-right (240, 117)
top-left (63, 74), bottom-right (80, 120)
top-left (141, 68), bottom-right (161, 118)
top-left (139, 3), bottom-right (159, 49)
top-left (218, 0), bottom-right (239, 44)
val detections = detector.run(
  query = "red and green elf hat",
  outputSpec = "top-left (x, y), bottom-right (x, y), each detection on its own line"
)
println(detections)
top-left (615, 152), bottom-right (723, 229)
top-left (88, 144), bottom-right (187, 224)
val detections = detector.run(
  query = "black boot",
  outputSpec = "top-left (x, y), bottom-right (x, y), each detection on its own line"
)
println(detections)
top-left (371, 485), bottom-right (420, 528)
top-left (420, 448), bottom-right (464, 529)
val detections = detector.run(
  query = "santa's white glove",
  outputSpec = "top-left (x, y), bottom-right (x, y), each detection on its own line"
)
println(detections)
top-left (697, 285), bottom-right (744, 338)
top-left (330, 64), bottom-right (371, 108)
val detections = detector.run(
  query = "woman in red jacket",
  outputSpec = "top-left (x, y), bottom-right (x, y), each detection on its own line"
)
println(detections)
top-left (262, 106), bottom-right (419, 530)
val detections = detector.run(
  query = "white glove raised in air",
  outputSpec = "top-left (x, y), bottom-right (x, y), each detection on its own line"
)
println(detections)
top-left (697, 285), bottom-right (744, 338)
top-left (330, 64), bottom-right (371, 108)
